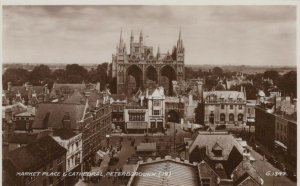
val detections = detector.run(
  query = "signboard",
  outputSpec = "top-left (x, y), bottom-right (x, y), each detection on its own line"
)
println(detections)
top-left (126, 122), bottom-right (148, 129)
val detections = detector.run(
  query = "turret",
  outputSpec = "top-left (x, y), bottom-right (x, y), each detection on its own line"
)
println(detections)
top-left (118, 29), bottom-right (124, 53)
top-left (177, 29), bottom-right (184, 54)
top-left (157, 46), bottom-right (160, 59)
top-left (139, 30), bottom-right (143, 44)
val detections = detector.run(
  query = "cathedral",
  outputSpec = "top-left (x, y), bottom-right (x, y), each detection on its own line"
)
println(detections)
top-left (111, 30), bottom-right (185, 96)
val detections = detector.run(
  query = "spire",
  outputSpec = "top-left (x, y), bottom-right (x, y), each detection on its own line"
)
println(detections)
top-left (177, 27), bottom-right (184, 53)
top-left (123, 42), bottom-right (127, 54)
top-left (157, 46), bottom-right (160, 58)
top-left (139, 29), bottom-right (143, 43)
top-left (130, 30), bottom-right (134, 43)
top-left (118, 28), bottom-right (123, 52)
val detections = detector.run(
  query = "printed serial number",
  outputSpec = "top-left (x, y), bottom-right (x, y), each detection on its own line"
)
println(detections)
top-left (265, 171), bottom-right (286, 176)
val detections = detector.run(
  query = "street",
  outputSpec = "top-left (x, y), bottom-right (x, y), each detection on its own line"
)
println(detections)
top-left (250, 149), bottom-right (296, 186)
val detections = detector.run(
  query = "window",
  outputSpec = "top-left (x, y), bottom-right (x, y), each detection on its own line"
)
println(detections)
top-left (248, 108), bottom-right (251, 114)
top-left (238, 105), bottom-right (242, 110)
top-left (230, 105), bottom-right (233, 109)
top-left (43, 179), bottom-right (47, 186)
top-left (221, 105), bottom-right (225, 109)
top-left (229, 114), bottom-right (234, 121)
top-left (151, 122), bottom-right (156, 128)
top-left (153, 100), bottom-right (160, 106)
top-left (153, 110), bottom-right (160, 115)
top-left (201, 178), bottom-right (210, 186)
top-left (49, 161), bottom-right (53, 169)
top-left (238, 114), bottom-right (243, 121)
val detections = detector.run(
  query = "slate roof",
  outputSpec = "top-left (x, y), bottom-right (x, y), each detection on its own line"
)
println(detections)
top-left (189, 134), bottom-right (244, 161)
top-left (53, 128), bottom-right (78, 140)
top-left (232, 160), bottom-right (263, 185)
top-left (33, 103), bottom-right (86, 130)
top-left (129, 158), bottom-right (200, 186)
top-left (8, 133), bottom-right (38, 144)
top-left (7, 135), bottom-right (67, 171)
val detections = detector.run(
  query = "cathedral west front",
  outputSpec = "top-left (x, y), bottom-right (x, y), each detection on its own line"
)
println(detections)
top-left (111, 30), bottom-right (185, 96)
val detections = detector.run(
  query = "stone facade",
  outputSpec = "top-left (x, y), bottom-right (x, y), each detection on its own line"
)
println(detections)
top-left (112, 30), bottom-right (185, 96)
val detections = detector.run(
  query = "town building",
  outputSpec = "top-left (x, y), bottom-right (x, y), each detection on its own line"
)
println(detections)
top-left (4, 135), bottom-right (67, 186)
top-left (110, 94), bottom-right (127, 132)
top-left (124, 101), bottom-right (149, 134)
top-left (246, 100), bottom-right (256, 126)
top-left (144, 86), bottom-right (166, 132)
top-left (203, 90), bottom-right (247, 127)
top-left (52, 128), bottom-right (82, 185)
top-left (126, 156), bottom-right (203, 186)
top-left (255, 95), bottom-right (297, 163)
top-left (3, 82), bottom-right (49, 106)
top-left (32, 90), bottom-right (112, 171)
top-left (188, 132), bottom-right (263, 185)
top-left (111, 30), bottom-right (185, 96)
top-left (14, 106), bottom-right (35, 131)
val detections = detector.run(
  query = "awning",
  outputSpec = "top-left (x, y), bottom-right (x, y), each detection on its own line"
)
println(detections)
top-left (136, 143), bottom-right (156, 151)
top-left (274, 140), bottom-right (287, 150)
top-left (126, 122), bottom-right (148, 129)
top-left (247, 118), bottom-right (255, 122)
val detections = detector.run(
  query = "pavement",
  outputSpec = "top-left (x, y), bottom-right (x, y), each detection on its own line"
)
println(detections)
top-left (250, 149), bottom-right (296, 186)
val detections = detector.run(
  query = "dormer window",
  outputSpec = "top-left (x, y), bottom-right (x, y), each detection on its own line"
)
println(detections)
top-left (212, 142), bottom-right (223, 157)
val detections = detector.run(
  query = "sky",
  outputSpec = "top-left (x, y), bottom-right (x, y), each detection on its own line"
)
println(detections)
top-left (2, 5), bottom-right (297, 66)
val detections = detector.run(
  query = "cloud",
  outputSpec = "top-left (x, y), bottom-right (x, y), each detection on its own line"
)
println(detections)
top-left (2, 5), bottom-right (297, 66)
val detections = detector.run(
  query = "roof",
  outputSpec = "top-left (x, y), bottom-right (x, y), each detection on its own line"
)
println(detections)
top-left (63, 89), bottom-right (86, 105)
top-left (15, 107), bottom-right (35, 117)
top-left (7, 135), bottom-right (67, 171)
top-left (232, 160), bottom-right (263, 185)
top-left (189, 134), bottom-right (244, 161)
top-left (8, 133), bottom-right (38, 144)
top-left (52, 128), bottom-right (78, 140)
top-left (110, 94), bottom-right (127, 101)
top-left (33, 103), bottom-right (86, 130)
top-left (128, 157), bottom-right (200, 186)
top-left (203, 91), bottom-right (245, 101)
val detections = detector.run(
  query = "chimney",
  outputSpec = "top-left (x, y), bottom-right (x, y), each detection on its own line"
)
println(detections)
top-left (96, 82), bottom-right (101, 93)
top-left (7, 82), bottom-right (12, 91)
top-left (62, 112), bottom-right (71, 129)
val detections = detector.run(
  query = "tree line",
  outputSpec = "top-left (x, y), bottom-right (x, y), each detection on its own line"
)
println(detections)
top-left (2, 63), bottom-right (114, 92)
top-left (3, 64), bottom-right (296, 99)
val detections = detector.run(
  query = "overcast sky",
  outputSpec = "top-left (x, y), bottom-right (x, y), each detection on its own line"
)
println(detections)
top-left (3, 5), bottom-right (297, 66)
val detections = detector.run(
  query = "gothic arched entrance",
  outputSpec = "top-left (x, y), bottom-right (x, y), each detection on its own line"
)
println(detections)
top-left (166, 110), bottom-right (179, 123)
top-left (161, 65), bottom-right (176, 96)
top-left (146, 66), bottom-right (158, 87)
top-left (126, 65), bottom-right (143, 95)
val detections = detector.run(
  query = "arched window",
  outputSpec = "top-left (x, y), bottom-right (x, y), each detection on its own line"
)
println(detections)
top-left (238, 114), bottom-right (243, 121)
top-left (220, 113), bottom-right (225, 122)
top-left (229, 114), bottom-right (234, 121)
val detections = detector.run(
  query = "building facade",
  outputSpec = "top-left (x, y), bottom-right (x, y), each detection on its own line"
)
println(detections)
top-left (4, 135), bottom-right (67, 186)
top-left (111, 30), bottom-right (185, 96)
top-left (110, 94), bottom-right (127, 132)
top-left (145, 87), bottom-right (166, 132)
top-left (203, 91), bottom-right (247, 127)
top-left (124, 102), bottom-right (149, 134)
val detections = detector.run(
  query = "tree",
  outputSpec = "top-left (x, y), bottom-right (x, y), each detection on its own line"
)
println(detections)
top-left (263, 70), bottom-right (279, 82)
top-left (212, 67), bottom-right (224, 76)
top-left (65, 64), bottom-right (88, 83)
top-left (29, 64), bottom-right (52, 85)
top-left (278, 71), bottom-right (296, 97)
top-left (2, 68), bottom-right (30, 89)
